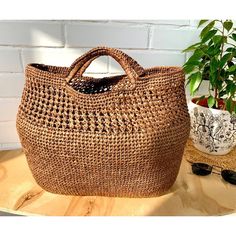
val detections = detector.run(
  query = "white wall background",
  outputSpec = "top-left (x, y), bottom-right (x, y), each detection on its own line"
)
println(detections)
top-left (0, 20), bottom-right (202, 150)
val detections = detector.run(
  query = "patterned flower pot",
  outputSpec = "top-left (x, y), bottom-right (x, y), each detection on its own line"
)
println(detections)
top-left (188, 98), bottom-right (236, 155)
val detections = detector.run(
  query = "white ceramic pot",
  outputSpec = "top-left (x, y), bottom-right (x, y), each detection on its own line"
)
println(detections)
top-left (188, 99), bottom-right (236, 155)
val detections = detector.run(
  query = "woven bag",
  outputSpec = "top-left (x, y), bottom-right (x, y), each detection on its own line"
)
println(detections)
top-left (16, 46), bottom-right (190, 197)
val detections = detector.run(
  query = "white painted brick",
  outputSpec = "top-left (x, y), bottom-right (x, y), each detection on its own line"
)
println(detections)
top-left (0, 21), bottom-right (63, 47)
top-left (145, 20), bottom-right (190, 26)
top-left (0, 73), bottom-right (24, 97)
top-left (190, 20), bottom-right (235, 28)
top-left (0, 48), bottom-right (22, 72)
top-left (0, 121), bottom-right (20, 144)
top-left (22, 48), bottom-right (108, 73)
top-left (111, 20), bottom-right (190, 26)
top-left (152, 27), bottom-right (201, 50)
top-left (0, 98), bottom-right (21, 121)
top-left (66, 23), bottom-right (148, 48)
top-left (190, 20), bottom-right (200, 27)
top-left (109, 50), bottom-right (185, 73)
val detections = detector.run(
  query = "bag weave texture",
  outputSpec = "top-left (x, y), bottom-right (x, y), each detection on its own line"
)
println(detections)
top-left (16, 46), bottom-right (190, 197)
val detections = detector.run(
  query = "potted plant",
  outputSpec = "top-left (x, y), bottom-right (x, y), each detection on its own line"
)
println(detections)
top-left (183, 19), bottom-right (236, 155)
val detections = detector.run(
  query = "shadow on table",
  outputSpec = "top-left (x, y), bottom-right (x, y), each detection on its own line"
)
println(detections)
top-left (145, 178), bottom-right (236, 216)
top-left (0, 211), bottom-right (24, 216)
top-left (0, 149), bottom-right (23, 163)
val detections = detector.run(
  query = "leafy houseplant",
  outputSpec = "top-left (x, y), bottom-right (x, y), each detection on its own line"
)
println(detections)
top-left (184, 20), bottom-right (236, 111)
top-left (183, 20), bottom-right (236, 155)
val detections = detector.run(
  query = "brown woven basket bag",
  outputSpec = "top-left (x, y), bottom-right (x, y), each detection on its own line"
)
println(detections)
top-left (16, 46), bottom-right (190, 197)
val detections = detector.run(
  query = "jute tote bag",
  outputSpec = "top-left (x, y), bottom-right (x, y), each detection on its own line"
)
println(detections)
top-left (16, 46), bottom-right (190, 197)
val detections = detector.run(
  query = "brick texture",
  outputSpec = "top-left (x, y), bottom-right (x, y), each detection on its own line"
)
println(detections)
top-left (152, 27), bottom-right (201, 50)
top-left (0, 121), bottom-right (20, 144)
top-left (0, 73), bottom-right (24, 97)
top-left (0, 21), bottom-right (63, 47)
top-left (66, 23), bottom-right (149, 48)
top-left (0, 98), bottom-right (21, 121)
top-left (109, 50), bottom-right (185, 73)
top-left (0, 48), bottom-right (22, 72)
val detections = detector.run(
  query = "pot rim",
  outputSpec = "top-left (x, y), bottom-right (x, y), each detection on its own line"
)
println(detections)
top-left (189, 97), bottom-right (230, 115)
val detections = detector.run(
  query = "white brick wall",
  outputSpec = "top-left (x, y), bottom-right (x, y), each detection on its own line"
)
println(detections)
top-left (0, 48), bottom-right (22, 72)
top-left (0, 21), bottom-right (63, 47)
top-left (0, 73), bottom-right (24, 97)
top-left (0, 20), bottom-right (201, 150)
top-left (109, 50), bottom-right (186, 73)
top-left (151, 27), bottom-right (201, 50)
top-left (0, 98), bottom-right (21, 121)
top-left (66, 23), bottom-right (149, 48)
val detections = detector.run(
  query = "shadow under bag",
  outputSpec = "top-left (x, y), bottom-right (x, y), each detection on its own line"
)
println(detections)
top-left (16, 46), bottom-right (190, 197)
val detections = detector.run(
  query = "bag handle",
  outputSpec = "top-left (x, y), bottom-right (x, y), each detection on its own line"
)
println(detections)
top-left (65, 47), bottom-right (145, 87)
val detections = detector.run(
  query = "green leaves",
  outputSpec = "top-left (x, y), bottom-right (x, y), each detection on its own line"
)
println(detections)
top-left (229, 64), bottom-right (236, 73)
top-left (212, 35), bottom-right (223, 45)
top-left (206, 45), bottom-right (220, 57)
top-left (226, 98), bottom-right (233, 112)
top-left (228, 81), bottom-right (236, 95)
top-left (198, 20), bottom-right (208, 28)
top-left (223, 20), bottom-right (233, 31)
top-left (207, 95), bottom-right (215, 108)
top-left (183, 49), bottom-right (206, 75)
top-left (183, 65), bottom-right (196, 74)
top-left (210, 57), bottom-right (218, 72)
top-left (182, 19), bottom-right (236, 113)
top-left (200, 21), bottom-right (215, 39)
top-left (219, 53), bottom-right (232, 68)
top-left (189, 72), bottom-right (202, 96)
top-left (202, 65), bottom-right (210, 80)
top-left (182, 42), bottom-right (201, 52)
top-left (232, 33), bottom-right (236, 41)
top-left (187, 49), bottom-right (204, 63)
top-left (226, 47), bottom-right (236, 53)
top-left (202, 30), bottom-right (217, 43)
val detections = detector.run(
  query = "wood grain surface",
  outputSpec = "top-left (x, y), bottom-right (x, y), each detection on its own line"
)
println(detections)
top-left (0, 142), bottom-right (236, 216)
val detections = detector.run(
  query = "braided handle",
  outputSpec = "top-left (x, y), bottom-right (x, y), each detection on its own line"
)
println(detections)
top-left (66, 47), bottom-right (145, 85)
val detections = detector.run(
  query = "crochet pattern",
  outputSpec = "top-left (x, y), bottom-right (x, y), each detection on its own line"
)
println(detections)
top-left (16, 47), bottom-right (190, 197)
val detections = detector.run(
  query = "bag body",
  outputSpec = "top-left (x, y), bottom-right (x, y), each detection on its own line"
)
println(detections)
top-left (16, 47), bottom-right (190, 197)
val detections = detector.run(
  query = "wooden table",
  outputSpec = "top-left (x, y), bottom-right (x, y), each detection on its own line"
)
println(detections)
top-left (0, 143), bottom-right (236, 216)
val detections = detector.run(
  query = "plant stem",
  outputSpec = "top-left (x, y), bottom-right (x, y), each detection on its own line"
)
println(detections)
top-left (214, 87), bottom-right (218, 100)
top-left (215, 20), bottom-right (225, 106)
